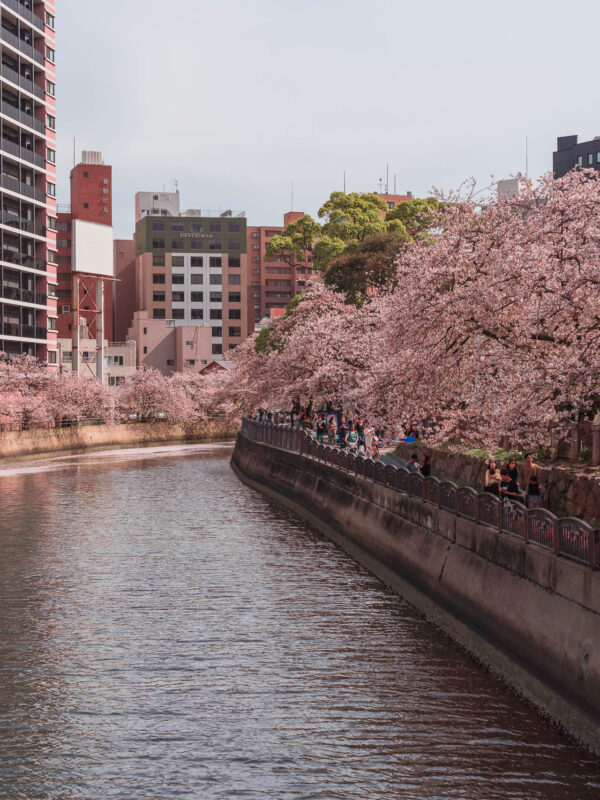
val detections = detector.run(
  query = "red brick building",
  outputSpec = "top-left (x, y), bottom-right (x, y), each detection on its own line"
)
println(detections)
top-left (56, 151), bottom-right (113, 339)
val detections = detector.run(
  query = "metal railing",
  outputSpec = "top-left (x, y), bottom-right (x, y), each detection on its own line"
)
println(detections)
top-left (241, 419), bottom-right (600, 570)
top-left (1, 0), bottom-right (46, 31)
top-left (0, 283), bottom-right (46, 304)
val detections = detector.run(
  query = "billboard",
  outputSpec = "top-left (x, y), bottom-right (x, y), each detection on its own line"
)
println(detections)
top-left (72, 220), bottom-right (114, 277)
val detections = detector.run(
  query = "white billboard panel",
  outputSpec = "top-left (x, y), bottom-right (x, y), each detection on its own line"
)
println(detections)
top-left (72, 220), bottom-right (114, 277)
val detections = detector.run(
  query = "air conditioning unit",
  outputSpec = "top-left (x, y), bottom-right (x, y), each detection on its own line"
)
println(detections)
top-left (166, 319), bottom-right (176, 327)
top-left (62, 305), bottom-right (70, 313)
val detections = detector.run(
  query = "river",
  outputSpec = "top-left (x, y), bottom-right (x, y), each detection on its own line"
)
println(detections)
top-left (0, 443), bottom-right (599, 799)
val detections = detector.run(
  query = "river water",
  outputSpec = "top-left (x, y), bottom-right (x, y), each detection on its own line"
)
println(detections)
top-left (0, 444), bottom-right (599, 800)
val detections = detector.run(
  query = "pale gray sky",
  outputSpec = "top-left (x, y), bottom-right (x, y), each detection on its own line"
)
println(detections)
top-left (57, 0), bottom-right (600, 238)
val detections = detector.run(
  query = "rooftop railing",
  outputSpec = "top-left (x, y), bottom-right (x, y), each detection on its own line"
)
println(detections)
top-left (241, 418), bottom-right (600, 571)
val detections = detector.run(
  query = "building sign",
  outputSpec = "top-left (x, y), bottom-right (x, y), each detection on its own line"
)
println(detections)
top-left (179, 232), bottom-right (214, 239)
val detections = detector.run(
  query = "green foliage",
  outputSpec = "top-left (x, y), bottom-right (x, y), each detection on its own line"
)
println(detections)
top-left (323, 232), bottom-right (405, 305)
top-left (265, 215), bottom-right (320, 266)
top-left (385, 196), bottom-right (444, 243)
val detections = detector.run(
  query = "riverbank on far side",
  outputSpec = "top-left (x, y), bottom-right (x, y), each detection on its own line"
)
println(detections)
top-left (0, 421), bottom-right (239, 462)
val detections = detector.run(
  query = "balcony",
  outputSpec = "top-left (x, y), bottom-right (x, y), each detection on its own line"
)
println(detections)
top-left (1, 213), bottom-right (45, 236)
top-left (1, 321), bottom-right (46, 338)
top-left (0, 173), bottom-right (46, 202)
top-left (0, 62), bottom-right (44, 99)
top-left (0, 249), bottom-right (46, 271)
top-left (1, 0), bottom-right (45, 32)
top-left (0, 100), bottom-right (45, 133)
top-left (0, 284), bottom-right (46, 304)
top-left (0, 136), bottom-right (46, 168)
top-left (0, 24), bottom-right (44, 65)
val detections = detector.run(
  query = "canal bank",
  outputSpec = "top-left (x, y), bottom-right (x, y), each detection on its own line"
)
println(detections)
top-left (232, 427), bottom-right (600, 754)
top-left (0, 420), bottom-right (238, 462)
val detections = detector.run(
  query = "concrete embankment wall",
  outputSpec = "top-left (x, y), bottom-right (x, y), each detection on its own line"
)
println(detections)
top-left (0, 420), bottom-right (238, 461)
top-left (232, 433), bottom-right (600, 754)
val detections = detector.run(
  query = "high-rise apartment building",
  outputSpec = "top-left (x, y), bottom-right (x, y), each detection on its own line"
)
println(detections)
top-left (0, 0), bottom-right (57, 364)
top-left (553, 135), bottom-right (600, 179)
top-left (56, 151), bottom-right (113, 340)
top-left (115, 191), bottom-right (249, 375)
top-left (247, 211), bottom-right (313, 331)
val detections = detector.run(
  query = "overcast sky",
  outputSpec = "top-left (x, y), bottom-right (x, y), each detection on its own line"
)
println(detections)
top-left (57, 0), bottom-right (600, 238)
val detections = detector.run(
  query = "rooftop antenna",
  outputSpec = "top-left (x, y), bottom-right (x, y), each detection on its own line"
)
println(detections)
top-left (378, 177), bottom-right (383, 193)
top-left (173, 178), bottom-right (179, 193)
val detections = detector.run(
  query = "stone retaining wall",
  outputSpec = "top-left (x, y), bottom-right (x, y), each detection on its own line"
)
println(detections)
top-left (394, 442), bottom-right (600, 525)
top-left (0, 420), bottom-right (239, 461)
top-left (233, 432), bottom-right (600, 754)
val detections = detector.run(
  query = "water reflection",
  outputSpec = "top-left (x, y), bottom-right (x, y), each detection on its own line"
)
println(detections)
top-left (0, 445), bottom-right (598, 799)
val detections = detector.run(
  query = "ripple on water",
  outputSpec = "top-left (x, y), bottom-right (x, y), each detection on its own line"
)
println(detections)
top-left (0, 446), bottom-right (599, 800)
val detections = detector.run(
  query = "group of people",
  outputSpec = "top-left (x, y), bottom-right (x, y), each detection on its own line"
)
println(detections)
top-left (484, 454), bottom-right (543, 508)
top-left (314, 414), bottom-right (382, 459)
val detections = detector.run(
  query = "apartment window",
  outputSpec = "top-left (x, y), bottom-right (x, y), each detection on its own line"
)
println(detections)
top-left (143, 327), bottom-right (147, 334)
top-left (597, 153), bottom-right (600, 164)
top-left (212, 344), bottom-right (222, 355)
top-left (172, 309), bottom-right (185, 319)
top-left (153, 309), bottom-right (165, 319)
top-left (209, 240), bottom-right (222, 250)
top-left (47, 114), bottom-right (56, 130)
top-left (48, 318), bottom-right (57, 331)
top-left (171, 240), bottom-right (184, 249)
top-left (103, 179), bottom-right (109, 185)
top-left (210, 223), bottom-right (221, 232)
top-left (83, 171), bottom-right (89, 178)
top-left (46, 12), bottom-right (56, 29)
top-left (210, 309), bottom-right (222, 320)
top-left (577, 155), bottom-right (584, 167)
top-left (172, 256), bottom-right (184, 266)
top-left (47, 148), bottom-right (56, 164)
top-left (228, 223), bottom-right (240, 232)
top-left (152, 239), bottom-right (165, 249)
top-left (190, 274), bottom-right (203, 284)
top-left (252, 231), bottom-right (260, 238)
top-left (172, 291), bottom-right (185, 302)
top-left (153, 222), bottom-right (165, 231)
top-left (153, 274), bottom-right (166, 284)
top-left (47, 182), bottom-right (56, 197)
top-left (57, 239), bottom-right (69, 249)
top-left (252, 244), bottom-right (260, 250)
top-left (229, 256), bottom-right (241, 268)
top-left (47, 217), bottom-right (58, 231)
top-left (209, 257), bottom-right (222, 268)
top-left (253, 269), bottom-right (260, 274)
top-left (191, 257), bottom-right (203, 267)
top-left (191, 292), bottom-right (204, 302)
top-left (190, 240), bottom-right (202, 249)
top-left (191, 309), bottom-right (203, 320)
top-left (229, 327), bottom-right (241, 337)
top-left (185, 359), bottom-right (195, 366)
top-left (228, 274), bottom-right (241, 285)
top-left (211, 326), bottom-right (222, 337)
top-left (172, 274), bottom-right (184, 284)
top-left (209, 274), bottom-right (222, 285)
top-left (589, 153), bottom-right (594, 166)
top-left (191, 223), bottom-right (202, 232)
top-left (143, 346), bottom-right (148, 354)
top-left (228, 292), bottom-right (241, 303)
top-left (172, 221), bottom-right (184, 231)
top-left (252, 257), bottom-right (260, 263)
top-left (46, 47), bottom-right (55, 64)
top-left (153, 254), bottom-right (165, 267)
top-left (209, 292), bottom-right (222, 302)
top-left (153, 292), bottom-right (165, 302)
top-left (229, 309), bottom-right (241, 320)
top-left (229, 240), bottom-right (240, 249)
top-left (167, 359), bottom-right (174, 366)
top-left (48, 350), bottom-right (57, 363)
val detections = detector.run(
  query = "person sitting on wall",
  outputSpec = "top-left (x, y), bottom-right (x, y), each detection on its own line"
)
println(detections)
top-left (500, 468), bottom-right (523, 504)
top-left (484, 459), bottom-right (502, 496)
top-left (407, 453), bottom-right (420, 473)
top-left (419, 454), bottom-right (431, 477)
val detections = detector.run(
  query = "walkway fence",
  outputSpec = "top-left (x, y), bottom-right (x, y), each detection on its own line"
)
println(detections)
top-left (242, 418), bottom-right (600, 570)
